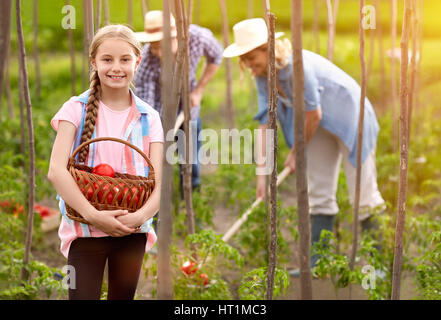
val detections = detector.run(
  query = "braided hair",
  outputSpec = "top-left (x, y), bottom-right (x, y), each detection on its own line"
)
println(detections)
top-left (78, 24), bottom-right (142, 163)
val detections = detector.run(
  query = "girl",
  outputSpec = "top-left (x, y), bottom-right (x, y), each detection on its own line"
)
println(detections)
top-left (48, 25), bottom-right (164, 299)
top-left (223, 18), bottom-right (385, 276)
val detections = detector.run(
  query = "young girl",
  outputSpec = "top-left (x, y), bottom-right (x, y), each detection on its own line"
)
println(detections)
top-left (48, 25), bottom-right (164, 299)
top-left (223, 18), bottom-right (385, 276)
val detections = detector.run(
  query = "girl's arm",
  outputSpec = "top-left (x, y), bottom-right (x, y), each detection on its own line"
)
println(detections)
top-left (116, 142), bottom-right (163, 228)
top-left (47, 120), bottom-right (135, 237)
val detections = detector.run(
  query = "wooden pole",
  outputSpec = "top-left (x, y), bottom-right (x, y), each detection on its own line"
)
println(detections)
top-left (291, 0), bottom-right (312, 300)
top-left (218, 0), bottom-right (235, 129)
top-left (376, 0), bottom-right (387, 108)
top-left (141, 0), bottom-right (149, 18)
top-left (33, 0), bottom-right (41, 101)
top-left (95, 0), bottom-right (102, 29)
top-left (391, 0), bottom-right (411, 301)
top-left (187, 0), bottom-right (193, 25)
top-left (103, 0), bottom-right (110, 25)
top-left (127, 0), bottom-right (133, 28)
top-left (350, 0), bottom-right (367, 275)
top-left (66, 0), bottom-right (76, 96)
top-left (407, 0), bottom-right (418, 142)
top-left (157, 0), bottom-right (176, 300)
top-left (414, 0), bottom-right (422, 120)
top-left (0, 0), bottom-right (13, 119)
top-left (265, 12), bottom-right (278, 301)
top-left (326, 0), bottom-right (339, 61)
top-left (312, 0), bottom-right (320, 54)
top-left (176, 0), bottom-right (195, 236)
top-left (16, 0), bottom-right (36, 282)
top-left (391, 0), bottom-right (398, 152)
top-left (247, 0), bottom-right (254, 18)
top-left (5, 41), bottom-right (15, 119)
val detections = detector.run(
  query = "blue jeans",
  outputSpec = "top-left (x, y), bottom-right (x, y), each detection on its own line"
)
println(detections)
top-left (178, 115), bottom-right (201, 189)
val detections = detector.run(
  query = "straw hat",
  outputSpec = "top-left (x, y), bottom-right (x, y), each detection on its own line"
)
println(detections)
top-left (223, 18), bottom-right (284, 58)
top-left (134, 10), bottom-right (178, 43)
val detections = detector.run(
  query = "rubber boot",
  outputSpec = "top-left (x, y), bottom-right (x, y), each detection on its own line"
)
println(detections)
top-left (310, 214), bottom-right (335, 267)
top-left (289, 214), bottom-right (335, 277)
top-left (361, 215), bottom-right (382, 253)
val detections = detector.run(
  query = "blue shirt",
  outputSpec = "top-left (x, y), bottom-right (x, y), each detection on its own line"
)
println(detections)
top-left (254, 50), bottom-right (380, 168)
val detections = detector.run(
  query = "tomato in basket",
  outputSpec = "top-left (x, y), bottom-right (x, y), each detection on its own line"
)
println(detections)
top-left (92, 163), bottom-right (115, 178)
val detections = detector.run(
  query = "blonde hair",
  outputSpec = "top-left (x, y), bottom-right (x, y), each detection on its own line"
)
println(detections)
top-left (239, 38), bottom-right (292, 75)
top-left (78, 24), bottom-right (142, 163)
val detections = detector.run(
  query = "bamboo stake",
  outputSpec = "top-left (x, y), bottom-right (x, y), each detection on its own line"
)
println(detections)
top-left (66, 0), bottom-right (76, 96)
top-left (0, 0), bottom-right (13, 119)
top-left (265, 12), bottom-right (278, 301)
top-left (176, 0), bottom-right (195, 236)
top-left (326, 0), bottom-right (339, 61)
top-left (141, 0), bottom-right (149, 18)
top-left (16, 0), bottom-right (36, 282)
top-left (33, 0), bottom-right (41, 101)
top-left (222, 167), bottom-right (290, 243)
top-left (350, 0), bottom-right (367, 276)
top-left (127, 0), bottom-right (133, 28)
top-left (157, 1), bottom-right (177, 300)
top-left (194, 0), bottom-right (200, 25)
top-left (391, 0), bottom-right (411, 301)
top-left (312, 0), bottom-right (320, 54)
top-left (247, 0), bottom-right (254, 18)
top-left (5, 42), bottom-right (15, 119)
top-left (407, 0), bottom-right (418, 142)
top-left (187, 0), bottom-right (193, 25)
top-left (414, 0), bottom-right (422, 120)
top-left (292, 0), bottom-right (312, 300)
top-left (103, 0), bottom-right (110, 26)
top-left (0, 0), bottom-right (12, 102)
top-left (376, 0), bottom-right (387, 108)
top-left (218, 0), bottom-right (235, 129)
top-left (95, 0), bottom-right (102, 29)
top-left (391, 0), bottom-right (398, 152)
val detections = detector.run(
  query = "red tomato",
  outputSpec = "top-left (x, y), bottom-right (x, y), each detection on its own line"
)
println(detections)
top-left (38, 206), bottom-right (50, 218)
top-left (92, 163), bottom-right (115, 178)
top-left (123, 186), bottom-right (140, 206)
top-left (181, 261), bottom-right (197, 275)
top-left (199, 273), bottom-right (209, 286)
top-left (83, 185), bottom-right (94, 200)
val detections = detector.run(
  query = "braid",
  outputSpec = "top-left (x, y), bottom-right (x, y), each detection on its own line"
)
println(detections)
top-left (78, 70), bottom-right (101, 163)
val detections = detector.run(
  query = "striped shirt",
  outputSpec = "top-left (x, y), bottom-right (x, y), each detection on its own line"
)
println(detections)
top-left (134, 24), bottom-right (223, 113)
top-left (51, 89), bottom-right (164, 258)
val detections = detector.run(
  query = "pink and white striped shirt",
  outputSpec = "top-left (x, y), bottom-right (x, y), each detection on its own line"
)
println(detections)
top-left (51, 89), bottom-right (164, 258)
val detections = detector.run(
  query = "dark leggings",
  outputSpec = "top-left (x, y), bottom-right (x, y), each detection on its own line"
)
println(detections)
top-left (67, 233), bottom-right (146, 300)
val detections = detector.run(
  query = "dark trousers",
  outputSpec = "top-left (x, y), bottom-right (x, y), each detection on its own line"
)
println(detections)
top-left (67, 233), bottom-right (146, 300)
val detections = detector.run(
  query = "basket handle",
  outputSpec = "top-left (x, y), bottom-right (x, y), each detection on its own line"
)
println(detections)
top-left (69, 137), bottom-right (155, 178)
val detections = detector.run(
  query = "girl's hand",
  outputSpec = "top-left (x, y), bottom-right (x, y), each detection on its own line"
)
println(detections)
top-left (256, 175), bottom-right (267, 200)
top-left (116, 211), bottom-right (144, 231)
top-left (87, 209), bottom-right (136, 237)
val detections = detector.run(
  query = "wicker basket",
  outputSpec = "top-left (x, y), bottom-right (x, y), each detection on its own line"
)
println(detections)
top-left (65, 137), bottom-right (155, 224)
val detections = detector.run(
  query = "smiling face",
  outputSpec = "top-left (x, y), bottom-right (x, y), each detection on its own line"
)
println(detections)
top-left (91, 38), bottom-right (141, 91)
top-left (239, 45), bottom-right (268, 77)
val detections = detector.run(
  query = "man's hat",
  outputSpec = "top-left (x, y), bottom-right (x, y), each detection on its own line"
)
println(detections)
top-left (134, 10), bottom-right (178, 43)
